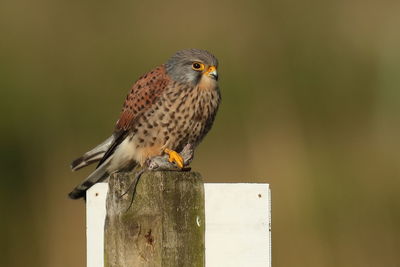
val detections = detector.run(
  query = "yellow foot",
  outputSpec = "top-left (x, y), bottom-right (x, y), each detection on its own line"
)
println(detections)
top-left (164, 148), bottom-right (184, 168)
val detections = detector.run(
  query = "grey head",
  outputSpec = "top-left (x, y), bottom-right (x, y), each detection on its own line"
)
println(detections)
top-left (165, 49), bottom-right (219, 85)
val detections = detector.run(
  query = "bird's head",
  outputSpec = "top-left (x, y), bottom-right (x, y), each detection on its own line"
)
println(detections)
top-left (165, 49), bottom-right (219, 87)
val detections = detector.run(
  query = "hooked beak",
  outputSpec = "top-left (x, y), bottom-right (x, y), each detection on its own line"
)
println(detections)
top-left (205, 66), bottom-right (218, 81)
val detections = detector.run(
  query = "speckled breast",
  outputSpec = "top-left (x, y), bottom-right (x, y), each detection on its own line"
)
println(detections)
top-left (131, 80), bottom-right (220, 161)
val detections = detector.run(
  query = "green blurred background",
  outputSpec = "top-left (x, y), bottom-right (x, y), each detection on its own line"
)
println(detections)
top-left (1, 0), bottom-right (400, 266)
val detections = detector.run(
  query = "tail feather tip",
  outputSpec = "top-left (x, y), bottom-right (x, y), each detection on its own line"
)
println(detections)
top-left (70, 157), bottom-right (84, 170)
top-left (68, 189), bottom-right (85, 199)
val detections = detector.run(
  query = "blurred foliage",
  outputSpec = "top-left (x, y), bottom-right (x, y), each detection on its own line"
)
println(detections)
top-left (1, 0), bottom-right (400, 266)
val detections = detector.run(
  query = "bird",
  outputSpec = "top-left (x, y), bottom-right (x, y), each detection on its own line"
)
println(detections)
top-left (68, 49), bottom-right (220, 199)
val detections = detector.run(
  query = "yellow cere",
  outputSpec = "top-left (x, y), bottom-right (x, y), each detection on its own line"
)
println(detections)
top-left (205, 65), bottom-right (217, 75)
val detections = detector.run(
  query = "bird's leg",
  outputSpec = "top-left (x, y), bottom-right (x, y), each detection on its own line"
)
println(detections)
top-left (147, 144), bottom-right (194, 171)
top-left (122, 144), bottom-right (195, 211)
top-left (180, 143), bottom-right (195, 166)
top-left (164, 148), bottom-right (184, 168)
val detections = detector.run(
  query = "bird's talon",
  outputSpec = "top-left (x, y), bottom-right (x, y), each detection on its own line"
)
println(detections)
top-left (164, 148), bottom-right (184, 168)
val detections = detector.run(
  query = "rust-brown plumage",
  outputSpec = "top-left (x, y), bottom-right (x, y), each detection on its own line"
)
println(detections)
top-left (69, 49), bottom-right (220, 199)
top-left (115, 66), bottom-right (168, 132)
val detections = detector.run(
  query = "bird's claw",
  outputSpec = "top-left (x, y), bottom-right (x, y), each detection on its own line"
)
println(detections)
top-left (146, 144), bottom-right (194, 171)
top-left (164, 148), bottom-right (184, 168)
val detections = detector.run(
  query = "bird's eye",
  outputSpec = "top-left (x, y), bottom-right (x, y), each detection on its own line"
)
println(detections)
top-left (192, 62), bottom-right (205, 71)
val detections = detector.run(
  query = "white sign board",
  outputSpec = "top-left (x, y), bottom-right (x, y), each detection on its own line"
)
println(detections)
top-left (86, 183), bottom-right (108, 267)
top-left (87, 183), bottom-right (271, 267)
top-left (205, 183), bottom-right (271, 267)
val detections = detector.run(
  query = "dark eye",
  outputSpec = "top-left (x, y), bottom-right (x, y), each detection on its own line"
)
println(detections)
top-left (192, 62), bottom-right (205, 71)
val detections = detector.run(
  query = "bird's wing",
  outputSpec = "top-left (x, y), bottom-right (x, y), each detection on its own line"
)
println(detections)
top-left (96, 65), bottom-right (170, 167)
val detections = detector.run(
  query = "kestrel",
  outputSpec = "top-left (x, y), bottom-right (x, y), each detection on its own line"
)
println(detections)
top-left (69, 49), bottom-right (220, 199)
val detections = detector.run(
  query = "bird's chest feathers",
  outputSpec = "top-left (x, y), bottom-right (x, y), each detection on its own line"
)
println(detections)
top-left (164, 81), bottom-right (220, 121)
top-left (132, 84), bottom-right (220, 152)
top-left (193, 88), bottom-right (219, 121)
top-left (198, 75), bottom-right (217, 92)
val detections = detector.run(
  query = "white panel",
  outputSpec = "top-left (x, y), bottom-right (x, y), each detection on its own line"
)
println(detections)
top-left (86, 183), bottom-right (271, 267)
top-left (86, 183), bottom-right (108, 267)
top-left (205, 183), bottom-right (271, 267)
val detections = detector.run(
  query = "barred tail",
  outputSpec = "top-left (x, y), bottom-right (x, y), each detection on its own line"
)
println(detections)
top-left (70, 135), bottom-right (114, 171)
top-left (68, 157), bottom-right (112, 199)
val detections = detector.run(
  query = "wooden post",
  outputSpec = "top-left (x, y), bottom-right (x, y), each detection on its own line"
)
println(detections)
top-left (104, 171), bottom-right (205, 267)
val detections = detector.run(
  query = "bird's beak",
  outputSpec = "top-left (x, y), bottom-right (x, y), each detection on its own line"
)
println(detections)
top-left (205, 66), bottom-right (218, 81)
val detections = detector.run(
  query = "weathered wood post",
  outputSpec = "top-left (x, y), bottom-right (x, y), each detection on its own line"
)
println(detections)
top-left (104, 171), bottom-right (205, 267)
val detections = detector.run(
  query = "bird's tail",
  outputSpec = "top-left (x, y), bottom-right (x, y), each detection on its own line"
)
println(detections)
top-left (70, 135), bottom-right (114, 171)
top-left (68, 156), bottom-right (112, 199)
